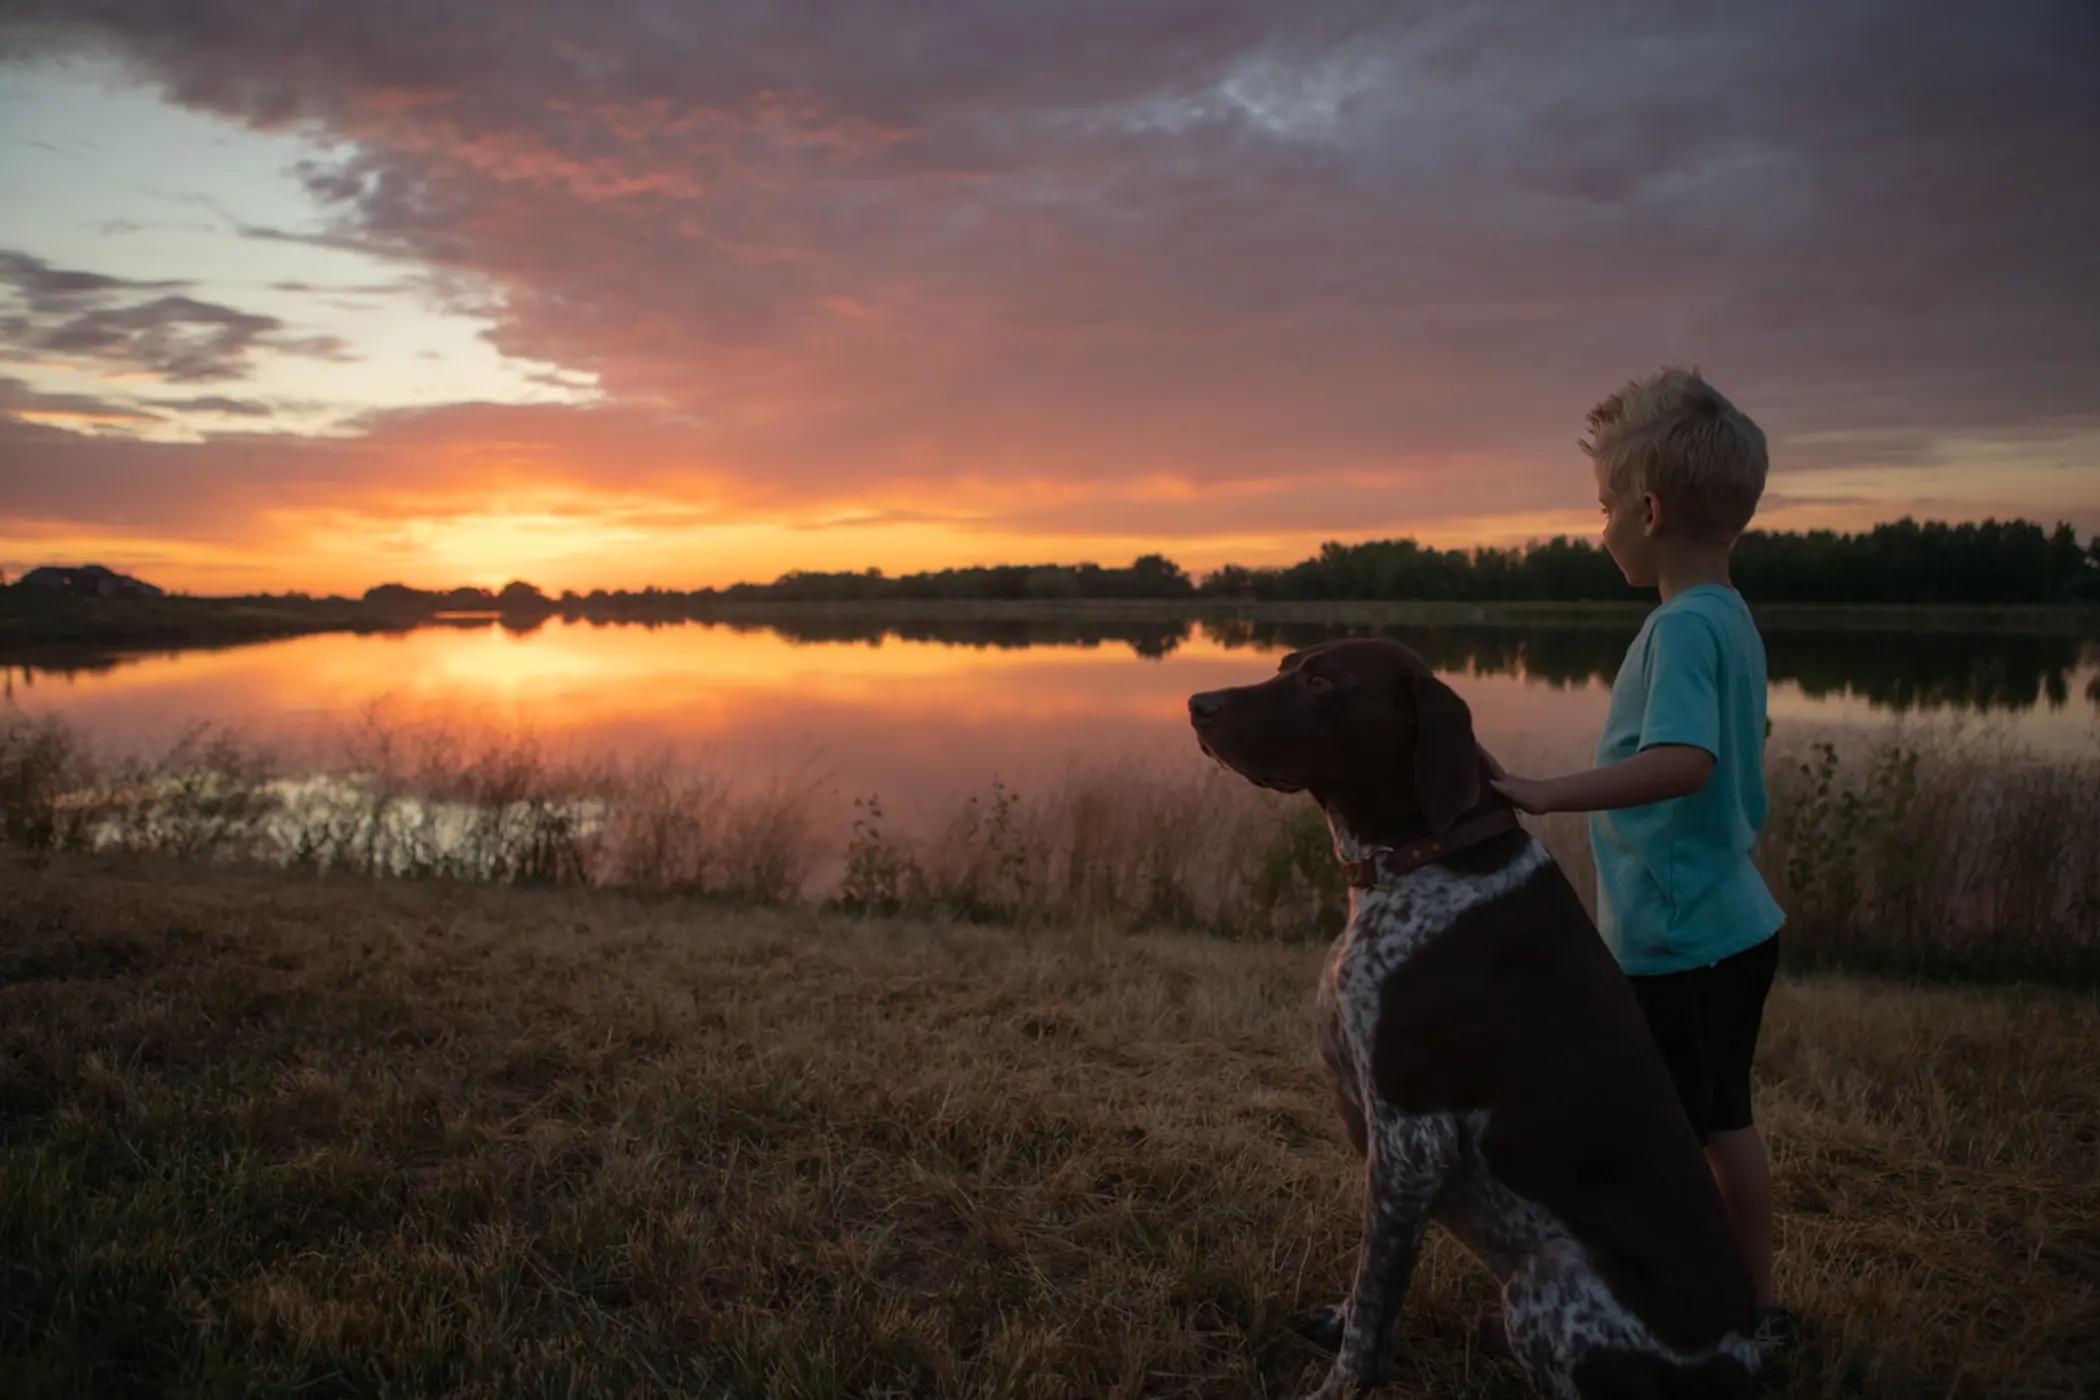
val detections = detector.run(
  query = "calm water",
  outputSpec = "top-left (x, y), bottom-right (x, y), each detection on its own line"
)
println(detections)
top-left (7, 615), bottom-right (2097, 821)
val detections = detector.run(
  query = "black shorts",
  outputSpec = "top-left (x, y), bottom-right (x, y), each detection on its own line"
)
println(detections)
top-left (1628, 933), bottom-right (1780, 1142)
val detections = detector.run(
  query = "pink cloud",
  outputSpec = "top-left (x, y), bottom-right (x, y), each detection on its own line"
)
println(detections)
top-left (1, 1), bottom-right (2096, 588)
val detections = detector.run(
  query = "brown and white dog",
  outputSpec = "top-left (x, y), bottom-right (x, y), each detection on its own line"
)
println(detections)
top-left (1189, 638), bottom-right (1758, 1400)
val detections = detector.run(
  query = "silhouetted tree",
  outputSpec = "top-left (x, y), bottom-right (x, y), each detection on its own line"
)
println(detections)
top-left (497, 580), bottom-right (550, 610)
top-left (350, 520), bottom-right (2098, 612)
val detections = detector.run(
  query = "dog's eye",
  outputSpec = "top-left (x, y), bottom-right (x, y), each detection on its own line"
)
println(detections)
top-left (1304, 673), bottom-right (1332, 692)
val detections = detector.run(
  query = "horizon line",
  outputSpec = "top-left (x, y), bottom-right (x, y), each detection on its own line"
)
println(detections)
top-left (7, 512), bottom-right (2095, 601)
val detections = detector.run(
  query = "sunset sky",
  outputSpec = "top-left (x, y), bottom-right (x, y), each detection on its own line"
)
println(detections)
top-left (2, 2), bottom-right (2096, 597)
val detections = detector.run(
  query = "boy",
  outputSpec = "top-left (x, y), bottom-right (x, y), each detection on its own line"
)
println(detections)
top-left (1486, 366), bottom-right (1792, 1359)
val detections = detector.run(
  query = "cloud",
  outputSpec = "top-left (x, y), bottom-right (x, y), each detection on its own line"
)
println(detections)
top-left (0, 0), bottom-right (2095, 585)
top-left (33, 293), bottom-right (283, 382)
top-left (267, 277), bottom-right (420, 295)
top-left (0, 373), bottom-right (162, 424)
top-left (146, 394), bottom-right (273, 416)
top-left (0, 249), bottom-right (360, 382)
top-left (0, 248), bottom-right (182, 311)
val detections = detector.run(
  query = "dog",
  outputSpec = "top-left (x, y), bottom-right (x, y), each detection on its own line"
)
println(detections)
top-left (1189, 638), bottom-right (1759, 1399)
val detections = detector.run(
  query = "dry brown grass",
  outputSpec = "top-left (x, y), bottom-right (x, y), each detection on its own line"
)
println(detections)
top-left (10, 711), bottom-right (2099, 985)
top-left (3, 852), bottom-right (2094, 1398)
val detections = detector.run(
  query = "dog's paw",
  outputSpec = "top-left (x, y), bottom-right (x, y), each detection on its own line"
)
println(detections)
top-left (1291, 1302), bottom-right (1346, 1352)
top-left (1293, 1367), bottom-right (1352, 1400)
top-left (1289, 1304), bottom-right (1402, 1392)
top-left (1294, 1356), bottom-right (1393, 1400)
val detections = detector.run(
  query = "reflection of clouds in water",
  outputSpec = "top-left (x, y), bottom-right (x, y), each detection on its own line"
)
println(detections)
top-left (9, 616), bottom-right (2099, 822)
top-left (730, 612), bottom-right (2100, 718)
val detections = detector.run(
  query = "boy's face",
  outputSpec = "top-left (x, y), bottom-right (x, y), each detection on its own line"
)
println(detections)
top-left (1595, 461), bottom-right (1660, 588)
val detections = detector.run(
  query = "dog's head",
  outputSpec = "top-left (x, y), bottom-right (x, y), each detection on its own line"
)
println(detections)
top-left (1188, 637), bottom-right (1483, 837)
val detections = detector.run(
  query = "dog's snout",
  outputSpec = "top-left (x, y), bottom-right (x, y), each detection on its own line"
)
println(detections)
top-left (1188, 691), bottom-right (1228, 722)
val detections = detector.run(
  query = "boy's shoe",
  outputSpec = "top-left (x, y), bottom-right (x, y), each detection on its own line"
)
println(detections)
top-left (1753, 1304), bottom-right (1796, 1364)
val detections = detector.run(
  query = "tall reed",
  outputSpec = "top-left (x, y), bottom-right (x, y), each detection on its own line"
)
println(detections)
top-left (2, 712), bottom-right (2094, 982)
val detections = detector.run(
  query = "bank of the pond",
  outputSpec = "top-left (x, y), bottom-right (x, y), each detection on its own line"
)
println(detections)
top-left (7, 588), bottom-right (2099, 660)
top-left (3, 713), bottom-right (2097, 985)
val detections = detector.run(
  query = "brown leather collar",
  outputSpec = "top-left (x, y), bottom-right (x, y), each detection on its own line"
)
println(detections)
top-left (1340, 807), bottom-right (1524, 888)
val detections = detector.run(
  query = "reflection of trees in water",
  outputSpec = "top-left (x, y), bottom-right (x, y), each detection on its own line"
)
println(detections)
top-left (1200, 619), bottom-right (2094, 714)
top-left (5, 649), bottom-right (162, 698)
top-left (8, 615), bottom-right (2094, 718)
top-left (1754, 631), bottom-right (2085, 713)
top-left (1204, 619), bottom-right (1625, 688)
top-left (731, 615), bottom-right (1194, 659)
top-left (746, 615), bottom-right (2092, 715)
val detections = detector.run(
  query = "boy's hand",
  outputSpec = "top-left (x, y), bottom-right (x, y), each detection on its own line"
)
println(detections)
top-left (1479, 746), bottom-right (1556, 815)
top-left (1489, 771), bottom-right (1556, 815)
top-left (1486, 744), bottom-right (1714, 817)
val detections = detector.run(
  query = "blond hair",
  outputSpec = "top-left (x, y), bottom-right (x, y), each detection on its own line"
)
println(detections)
top-left (1582, 367), bottom-right (1768, 541)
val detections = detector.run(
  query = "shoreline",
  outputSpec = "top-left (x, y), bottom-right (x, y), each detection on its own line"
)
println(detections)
top-left (4, 707), bottom-right (2096, 986)
top-left (7, 593), bottom-right (2100, 662)
top-left (682, 596), bottom-right (2100, 633)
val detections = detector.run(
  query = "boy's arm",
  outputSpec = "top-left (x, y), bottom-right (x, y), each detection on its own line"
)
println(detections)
top-left (1487, 744), bottom-right (1713, 815)
top-left (1485, 610), bottom-right (1723, 815)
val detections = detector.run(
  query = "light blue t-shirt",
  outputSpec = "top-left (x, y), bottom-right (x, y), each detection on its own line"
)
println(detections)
top-left (1590, 585), bottom-right (1785, 976)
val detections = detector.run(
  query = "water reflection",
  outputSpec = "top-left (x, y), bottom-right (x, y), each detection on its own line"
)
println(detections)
top-left (716, 613), bottom-right (1195, 660)
top-left (5, 613), bottom-right (2095, 725)
top-left (699, 614), bottom-right (2096, 717)
top-left (1200, 619), bottom-right (2096, 716)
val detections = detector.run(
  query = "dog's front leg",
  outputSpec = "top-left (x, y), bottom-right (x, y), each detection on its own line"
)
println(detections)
top-left (1302, 1110), bottom-right (1456, 1400)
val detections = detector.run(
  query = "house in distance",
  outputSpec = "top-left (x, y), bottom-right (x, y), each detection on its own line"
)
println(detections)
top-left (12, 564), bottom-right (166, 599)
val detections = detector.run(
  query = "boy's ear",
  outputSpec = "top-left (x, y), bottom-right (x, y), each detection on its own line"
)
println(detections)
top-left (1405, 670), bottom-right (1480, 834)
top-left (1641, 490), bottom-right (1665, 537)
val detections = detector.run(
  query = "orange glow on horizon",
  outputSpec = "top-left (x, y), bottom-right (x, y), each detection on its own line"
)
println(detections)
top-left (3, 485), bottom-right (1620, 596)
top-left (7, 433), bottom-right (2095, 597)
top-left (5, 35), bottom-right (2097, 614)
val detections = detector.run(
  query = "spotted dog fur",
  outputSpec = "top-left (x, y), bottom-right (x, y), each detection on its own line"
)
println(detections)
top-left (1304, 819), bottom-right (1758, 1399)
top-left (1188, 639), bottom-right (1761, 1400)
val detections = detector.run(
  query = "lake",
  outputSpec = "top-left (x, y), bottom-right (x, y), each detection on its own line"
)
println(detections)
top-left (6, 612), bottom-right (2098, 830)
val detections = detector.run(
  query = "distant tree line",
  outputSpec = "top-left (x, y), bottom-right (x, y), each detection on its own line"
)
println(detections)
top-left (362, 580), bottom-right (557, 613)
top-left (359, 555), bottom-right (1201, 614)
top-left (714, 553), bottom-right (1197, 602)
top-left (1198, 519), bottom-right (2099, 604)
top-left (1734, 519), bottom-right (2096, 605)
top-left (352, 517), bottom-right (2098, 614)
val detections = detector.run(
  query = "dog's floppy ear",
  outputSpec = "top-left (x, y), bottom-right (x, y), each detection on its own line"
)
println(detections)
top-left (1406, 669), bottom-right (1480, 834)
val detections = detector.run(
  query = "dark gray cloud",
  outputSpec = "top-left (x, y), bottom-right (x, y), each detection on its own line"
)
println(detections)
top-left (0, 249), bottom-right (358, 382)
top-left (146, 394), bottom-right (273, 415)
top-left (0, 248), bottom-right (181, 311)
top-left (34, 292), bottom-right (282, 382)
top-left (0, 0), bottom-right (2095, 547)
top-left (0, 373), bottom-right (161, 422)
top-left (267, 277), bottom-right (419, 295)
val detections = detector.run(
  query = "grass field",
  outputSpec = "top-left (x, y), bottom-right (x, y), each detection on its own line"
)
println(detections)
top-left (3, 852), bottom-right (2095, 1398)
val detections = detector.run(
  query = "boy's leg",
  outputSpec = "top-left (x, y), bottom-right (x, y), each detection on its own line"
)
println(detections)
top-left (1626, 967), bottom-right (1716, 1139)
top-left (1705, 1125), bottom-right (1776, 1307)
top-left (1629, 936), bottom-right (1783, 1308)
top-left (1698, 933), bottom-right (1782, 1311)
